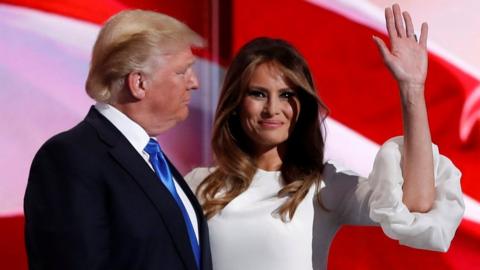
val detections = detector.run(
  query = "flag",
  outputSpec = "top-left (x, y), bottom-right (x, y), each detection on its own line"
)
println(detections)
top-left (0, 0), bottom-right (478, 269)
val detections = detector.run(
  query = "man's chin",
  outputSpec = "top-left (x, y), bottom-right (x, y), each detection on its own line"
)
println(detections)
top-left (178, 108), bottom-right (189, 121)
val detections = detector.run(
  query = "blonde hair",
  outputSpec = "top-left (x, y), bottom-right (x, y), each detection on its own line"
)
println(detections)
top-left (85, 10), bottom-right (204, 102)
top-left (198, 37), bottom-right (328, 222)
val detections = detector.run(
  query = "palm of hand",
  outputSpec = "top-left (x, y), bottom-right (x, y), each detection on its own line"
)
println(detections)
top-left (373, 4), bottom-right (429, 87)
top-left (388, 39), bottom-right (428, 85)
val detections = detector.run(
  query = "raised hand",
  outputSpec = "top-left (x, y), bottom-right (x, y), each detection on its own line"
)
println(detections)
top-left (372, 4), bottom-right (435, 213)
top-left (373, 4), bottom-right (428, 89)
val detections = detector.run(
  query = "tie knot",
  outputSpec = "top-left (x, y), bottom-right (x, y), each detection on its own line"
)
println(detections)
top-left (144, 138), bottom-right (161, 156)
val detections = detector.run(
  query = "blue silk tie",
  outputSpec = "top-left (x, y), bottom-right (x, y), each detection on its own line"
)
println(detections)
top-left (144, 139), bottom-right (200, 269)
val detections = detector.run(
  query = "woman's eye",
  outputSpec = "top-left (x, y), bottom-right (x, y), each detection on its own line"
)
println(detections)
top-left (280, 91), bottom-right (297, 99)
top-left (247, 90), bottom-right (266, 98)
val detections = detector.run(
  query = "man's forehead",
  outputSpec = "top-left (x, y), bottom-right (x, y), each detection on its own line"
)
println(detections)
top-left (162, 47), bottom-right (196, 63)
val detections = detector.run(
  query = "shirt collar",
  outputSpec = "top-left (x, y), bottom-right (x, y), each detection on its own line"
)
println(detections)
top-left (94, 102), bottom-right (151, 155)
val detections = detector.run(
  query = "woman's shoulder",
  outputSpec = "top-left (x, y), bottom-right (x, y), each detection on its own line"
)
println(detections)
top-left (185, 167), bottom-right (216, 179)
top-left (321, 160), bottom-right (362, 184)
top-left (184, 167), bottom-right (217, 192)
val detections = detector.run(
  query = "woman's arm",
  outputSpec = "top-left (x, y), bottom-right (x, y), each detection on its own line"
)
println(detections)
top-left (372, 4), bottom-right (435, 213)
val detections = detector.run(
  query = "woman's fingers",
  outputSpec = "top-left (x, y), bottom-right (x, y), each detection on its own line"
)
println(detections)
top-left (372, 35), bottom-right (391, 62)
top-left (385, 7), bottom-right (397, 39)
top-left (376, 4), bottom-right (429, 84)
top-left (402, 11), bottom-right (415, 40)
top-left (419, 22), bottom-right (429, 48)
top-left (393, 4), bottom-right (406, 37)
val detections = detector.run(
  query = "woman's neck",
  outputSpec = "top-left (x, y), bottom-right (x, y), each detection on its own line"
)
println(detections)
top-left (254, 145), bottom-right (285, 171)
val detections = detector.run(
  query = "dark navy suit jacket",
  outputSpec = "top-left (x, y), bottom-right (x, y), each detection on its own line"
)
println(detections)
top-left (25, 107), bottom-right (212, 270)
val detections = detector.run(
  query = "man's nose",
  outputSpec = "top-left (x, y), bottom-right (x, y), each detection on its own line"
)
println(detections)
top-left (188, 69), bottom-right (199, 90)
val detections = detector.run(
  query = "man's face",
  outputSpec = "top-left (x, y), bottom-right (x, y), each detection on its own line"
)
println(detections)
top-left (143, 47), bottom-right (199, 134)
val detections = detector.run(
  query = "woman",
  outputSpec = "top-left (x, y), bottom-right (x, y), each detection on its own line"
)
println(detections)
top-left (185, 4), bottom-right (464, 270)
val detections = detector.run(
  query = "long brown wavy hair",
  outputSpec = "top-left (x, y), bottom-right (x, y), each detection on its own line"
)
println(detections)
top-left (197, 37), bottom-right (328, 221)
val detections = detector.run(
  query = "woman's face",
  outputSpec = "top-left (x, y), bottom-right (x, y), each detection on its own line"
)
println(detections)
top-left (238, 62), bottom-right (301, 152)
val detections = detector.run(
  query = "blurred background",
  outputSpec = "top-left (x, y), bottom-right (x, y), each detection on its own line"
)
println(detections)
top-left (1, 0), bottom-right (479, 269)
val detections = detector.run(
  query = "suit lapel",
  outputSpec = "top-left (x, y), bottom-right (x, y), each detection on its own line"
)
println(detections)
top-left (167, 159), bottom-right (212, 269)
top-left (84, 107), bottom-right (198, 270)
top-left (167, 158), bottom-right (204, 220)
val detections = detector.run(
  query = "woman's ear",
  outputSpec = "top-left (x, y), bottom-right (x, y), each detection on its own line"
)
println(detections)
top-left (127, 71), bottom-right (148, 99)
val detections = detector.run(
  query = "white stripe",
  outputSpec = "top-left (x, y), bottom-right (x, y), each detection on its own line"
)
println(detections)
top-left (306, 0), bottom-right (480, 79)
top-left (324, 118), bottom-right (379, 178)
top-left (464, 195), bottom-right (480, 224)
top-left (0, 4), bottom-right (97, 215)
top-left (460, 85), bottom-right (480, 141)
top-left (0, 3), bottom-right (99, 52)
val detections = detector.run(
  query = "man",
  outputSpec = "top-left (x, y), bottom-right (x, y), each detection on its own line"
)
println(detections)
top-left (24, 10), bottom-right (212, 270)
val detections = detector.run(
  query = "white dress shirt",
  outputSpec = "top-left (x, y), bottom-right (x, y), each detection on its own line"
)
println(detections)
top-left (95, 103), bottom-right (199, 242)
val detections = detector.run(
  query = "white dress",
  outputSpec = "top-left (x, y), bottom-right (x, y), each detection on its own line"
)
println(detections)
top-left (184, 137), bottom-right (465, 270)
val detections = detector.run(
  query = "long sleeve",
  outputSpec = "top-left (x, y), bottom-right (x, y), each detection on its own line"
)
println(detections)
top-left (368, 136), bottom-right (464, 251)
top-left (320, 162), bottom-right (377, 226)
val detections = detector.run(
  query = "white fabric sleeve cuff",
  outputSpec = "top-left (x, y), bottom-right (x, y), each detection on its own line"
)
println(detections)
top-left (368, 136), bottom-right (465, 252)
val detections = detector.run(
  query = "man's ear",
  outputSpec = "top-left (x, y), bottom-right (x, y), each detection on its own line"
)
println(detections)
top-left (127, 72), bottom-right (148, 99)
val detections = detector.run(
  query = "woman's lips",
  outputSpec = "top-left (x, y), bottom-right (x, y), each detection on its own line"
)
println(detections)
top-left (259, 120), bottom-right (283, 128)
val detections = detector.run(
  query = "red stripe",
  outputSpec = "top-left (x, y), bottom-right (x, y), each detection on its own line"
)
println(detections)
top-left (330, 221), bottom-right (480, 270)
top-left (0, 216), bottom-right (27, 270)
